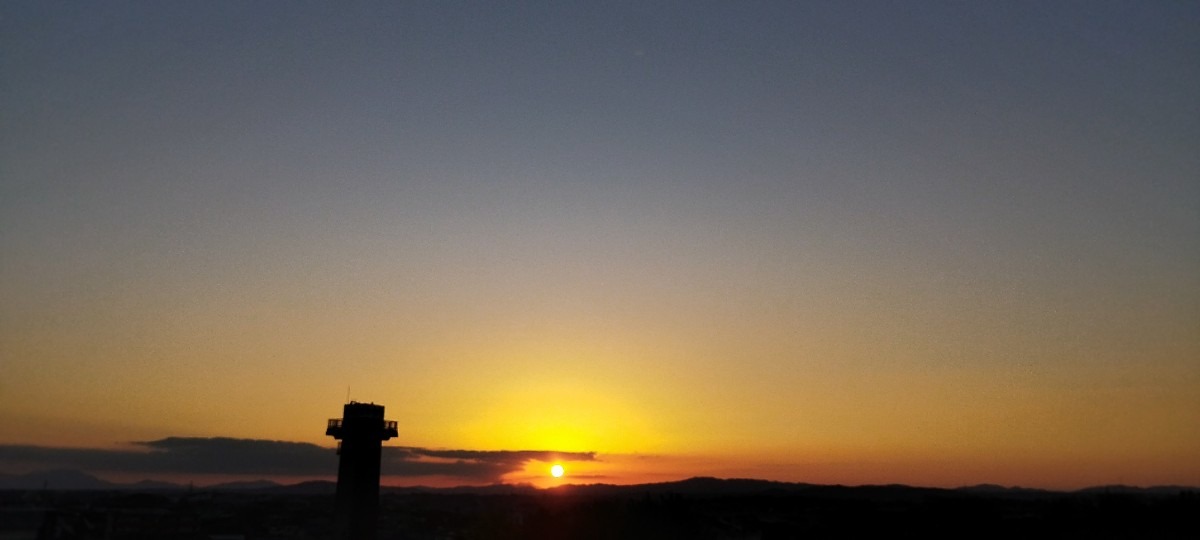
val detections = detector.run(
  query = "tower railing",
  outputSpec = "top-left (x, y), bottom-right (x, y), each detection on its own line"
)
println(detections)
top-left (327, 419), bottom-right (396, 429)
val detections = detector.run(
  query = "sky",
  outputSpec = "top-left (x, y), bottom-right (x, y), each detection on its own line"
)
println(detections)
top-left (1, 1), bottom-right (1198, 490)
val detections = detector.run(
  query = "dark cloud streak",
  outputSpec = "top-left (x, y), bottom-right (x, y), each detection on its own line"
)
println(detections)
top-left (382, 447), bottom-right (596, 482)
top-left (0, 438), bottom-right (595, 484)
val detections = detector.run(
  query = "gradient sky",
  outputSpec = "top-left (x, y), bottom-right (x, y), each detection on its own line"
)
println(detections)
top-left (2, 1), bottom-right (1198, 489)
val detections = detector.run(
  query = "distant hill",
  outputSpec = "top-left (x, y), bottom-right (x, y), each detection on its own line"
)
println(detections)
top-left (207, 479), bottom-right (282, 491)
top-left (2, 470), bottom-right (1196, 498)
top-left (0, 471), bottom-right (272, 492)
top-left (271, 480), bottom-right (336, 494)
top-left (128, 479), bottom-right (187, 491)
top-left (542, 477), bottom-right (816, 498)
top-left (955, 484), bottom-right (1056, 498)
top-left (0, 469), bottom-right (117, 490)
top-left (1075, 485), bottom-right (1199, 496)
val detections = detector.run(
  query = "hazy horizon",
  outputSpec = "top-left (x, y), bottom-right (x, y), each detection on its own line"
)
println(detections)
top-left (6, 442), bottom-right (1197, 492)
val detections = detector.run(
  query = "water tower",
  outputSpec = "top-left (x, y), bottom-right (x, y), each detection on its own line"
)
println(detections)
top-left (326, 401), bottom-right (398, 540)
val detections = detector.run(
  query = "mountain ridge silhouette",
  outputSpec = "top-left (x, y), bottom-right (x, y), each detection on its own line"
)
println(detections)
top-left (2, 469), bottom-right (1196, 497)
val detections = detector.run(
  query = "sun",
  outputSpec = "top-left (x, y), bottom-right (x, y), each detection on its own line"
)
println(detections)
top-left (550, 464), bottom-right (565, 478)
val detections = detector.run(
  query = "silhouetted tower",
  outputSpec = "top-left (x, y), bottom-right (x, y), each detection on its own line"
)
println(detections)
top-left (326, 402), bottom-right (398, 540)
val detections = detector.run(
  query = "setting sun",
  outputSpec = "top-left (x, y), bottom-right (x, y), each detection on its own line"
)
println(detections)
top-left (550, 464), bottom-right (564, 478)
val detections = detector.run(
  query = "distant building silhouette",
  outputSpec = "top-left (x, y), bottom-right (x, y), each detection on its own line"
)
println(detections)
top-left (326, 401), bottom-right (398, 540)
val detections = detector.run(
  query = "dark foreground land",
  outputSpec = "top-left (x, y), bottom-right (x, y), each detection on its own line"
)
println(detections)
top-left (2, 478), bottom-right (1197, 539)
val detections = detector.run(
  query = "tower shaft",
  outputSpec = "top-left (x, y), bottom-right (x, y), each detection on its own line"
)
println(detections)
top-left (326, 402), bottom-right (398, 540)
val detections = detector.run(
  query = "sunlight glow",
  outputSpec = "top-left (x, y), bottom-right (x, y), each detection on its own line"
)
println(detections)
top-left (551, 464), bottom-right (564, 478)
top-left (456, 377), bottom-right (665, 453)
